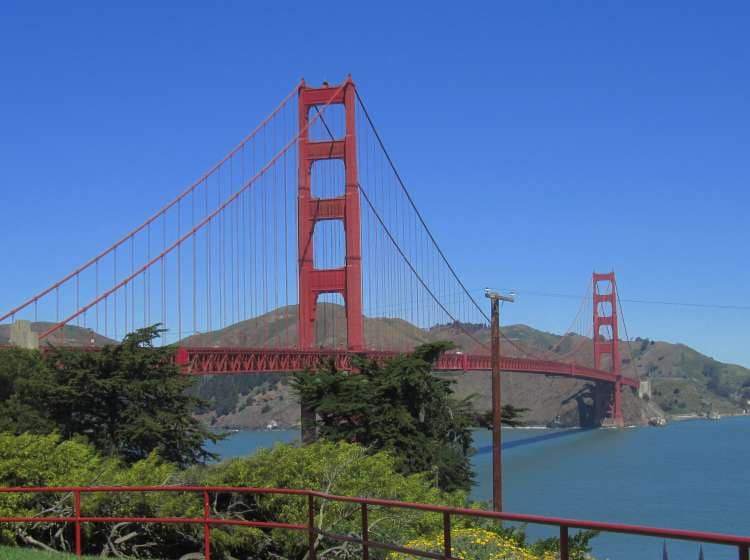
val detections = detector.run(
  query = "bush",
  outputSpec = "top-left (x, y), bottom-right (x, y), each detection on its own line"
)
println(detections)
top-left (388, 528), bottom-right (556, 560)
top-left (203, 440), bottom-right (467, 559)
top-left (0, 433), bottom-right (199, 558)
top-left (0, 435), bottom-right (595, 559)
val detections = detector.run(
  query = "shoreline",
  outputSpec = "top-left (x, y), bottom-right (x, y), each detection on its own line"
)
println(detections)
top-left (209, 412), bottom-right (750, 434)
top-left (669, 410), bottom-right (749, 423)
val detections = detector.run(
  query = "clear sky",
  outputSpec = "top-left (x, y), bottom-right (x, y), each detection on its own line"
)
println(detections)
top-left (1, 1), bottom-right (748, 365)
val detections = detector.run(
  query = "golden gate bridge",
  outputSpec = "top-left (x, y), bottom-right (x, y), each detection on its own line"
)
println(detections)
top-left (0, 76), bottom-right (638, 427)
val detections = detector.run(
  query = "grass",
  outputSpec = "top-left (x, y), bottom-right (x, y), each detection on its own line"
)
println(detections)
top-left (0, 546), bottom-right (99, 559)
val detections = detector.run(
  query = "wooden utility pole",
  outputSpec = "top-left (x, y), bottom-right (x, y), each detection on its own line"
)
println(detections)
top-left (485, 289), bottom-right (514, 512)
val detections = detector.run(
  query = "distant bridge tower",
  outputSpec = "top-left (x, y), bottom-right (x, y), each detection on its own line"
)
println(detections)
top-left (297, 77), bottom-right (364, 350)
top-left (593, 271), bottom-right (624, 427)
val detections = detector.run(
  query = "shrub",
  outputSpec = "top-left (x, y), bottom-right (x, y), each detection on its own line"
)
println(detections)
top-left (203, 440), bottom-right (467, 559)
top-left (0, 433), bottom-right (198, 558)
top-left (387, 528), bottom-right (556, 560)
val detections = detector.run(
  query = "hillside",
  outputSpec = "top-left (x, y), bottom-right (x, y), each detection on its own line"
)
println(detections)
top-left (184, 304), bottom-right (750, 429)
top-left (5, 307), bottom-right (747, 428)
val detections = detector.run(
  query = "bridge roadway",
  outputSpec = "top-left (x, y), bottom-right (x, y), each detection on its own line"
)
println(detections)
top-left (175, 347), bottom-right (639, 388)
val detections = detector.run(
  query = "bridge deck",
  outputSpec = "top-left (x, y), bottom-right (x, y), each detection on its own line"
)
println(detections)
top-left (176, 347), bottom-right (639, 388)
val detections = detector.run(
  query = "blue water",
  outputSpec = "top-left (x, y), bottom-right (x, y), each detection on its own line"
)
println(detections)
top-left (206, 429), bottom-right (298, 457)
top-left (209, 417), bottom-right (750, 560)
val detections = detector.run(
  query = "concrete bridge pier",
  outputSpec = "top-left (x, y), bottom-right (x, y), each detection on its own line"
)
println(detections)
top-left (593, 380), bottom-right (624, 428)
top-left (10, 320), bottom-right (39, 350)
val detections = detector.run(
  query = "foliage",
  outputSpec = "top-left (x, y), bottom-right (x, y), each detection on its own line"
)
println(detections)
top-left (0, 432), bottom-right (197, 557)
top-left (292, 342), bottom-right (492, 492)
top-left (387, 526), bottom-right (596, 560)
top-left (0, 326), bottom-right (218, 466)
top-left (202, 440), bottom-right (467, 559)
top-left (0, 348), bottom-right (54, 434)
top-left (0, 436), bottom-right (470, 559)
top-left (476, 404), bottom-right (528, 429)
top-left (0, 432), bottom-right (120, 551)
top-left (0, 434), bottom-right (594, 560)
top-left (387, 528), bottom-right (557, 560)
top-left (528, 529), bottom-right (598, 560)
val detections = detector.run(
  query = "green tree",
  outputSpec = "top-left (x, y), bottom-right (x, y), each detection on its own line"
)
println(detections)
top-left (293, 342), bottom-right (515, 492)
top-left (0, 348), bottom-right (53, 434)
top-left (0, 326), bottom-right (218, 467)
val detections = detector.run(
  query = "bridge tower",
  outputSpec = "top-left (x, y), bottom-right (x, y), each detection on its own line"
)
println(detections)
top-left (593, 271), bottom-right (624, 427)
top-left (297, 77), bottom-right (364, 350)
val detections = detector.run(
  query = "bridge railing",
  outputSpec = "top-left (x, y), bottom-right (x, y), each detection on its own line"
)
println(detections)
top-left (1, 486), bottom-right (749, 560)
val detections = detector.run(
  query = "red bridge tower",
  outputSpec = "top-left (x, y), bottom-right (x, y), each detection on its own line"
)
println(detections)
top-left (593, 271), bottom-right (624, 427)
top-left (297, 78), bottom-right (364, 350)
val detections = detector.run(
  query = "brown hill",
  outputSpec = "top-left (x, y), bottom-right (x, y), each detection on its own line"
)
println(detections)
top-left (181, 303), bottom-right (432, 351)
top-left (7, 307), bottom-right (746, 428)
top-left (185, 304), bottom-right (750, 429)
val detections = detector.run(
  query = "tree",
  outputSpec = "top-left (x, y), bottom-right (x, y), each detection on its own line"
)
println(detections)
top-left (476, 404), bottom-right (528, 429)
top-left (0, 325), bottom-right (219, 467)
top-left (292, 342), bottom-right (521, 492)
top-left (0, 348), bottom-right (53, 434)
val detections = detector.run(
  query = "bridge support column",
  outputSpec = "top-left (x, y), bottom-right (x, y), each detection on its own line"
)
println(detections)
top-left (297, 77), bottom-right (364, 351)
top-left (592, 382), bottom-right (609, 426)
top-left (593, 272), bottom-right (625, 427)
top-left (592, 381), bottom-right (624, 428)
top-left (612, 380), bottom-right (624, 428)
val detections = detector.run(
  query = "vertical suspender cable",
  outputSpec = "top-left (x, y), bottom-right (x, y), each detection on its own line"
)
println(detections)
top-left (95, 259), bottom-right (100, 332)
top-left (192, 189), bottom-right (197, 335)
top-left (114, 247), bottom-right (118, 340)
top-left (177, 199), bottom-right (182, 341)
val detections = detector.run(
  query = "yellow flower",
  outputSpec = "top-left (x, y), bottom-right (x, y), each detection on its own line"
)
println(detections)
top-left (387, 528), bottom-right (557, 560)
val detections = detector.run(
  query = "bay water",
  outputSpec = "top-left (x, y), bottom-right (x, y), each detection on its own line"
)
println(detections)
top-left (207, 416), bottom-right (750, 559)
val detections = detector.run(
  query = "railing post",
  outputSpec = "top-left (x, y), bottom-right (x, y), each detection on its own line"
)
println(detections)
top-left (308, 493), bottom-right (316, 560)
top-left (740, 544), bottom-right (749, 560)
top-left (443, 511), bottom-right (452, 559)
top-left (361, 502), bottom-right (369, 560)
top-left (73, 490), bottom-right (82, 557)
top-left (203, 490), bottom-right (211, 560)
top-left (559, 526), bottom-right (569, 560)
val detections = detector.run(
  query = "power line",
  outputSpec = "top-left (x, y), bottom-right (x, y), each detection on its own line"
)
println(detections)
top-left (465, 287), bottom-right (750, 312)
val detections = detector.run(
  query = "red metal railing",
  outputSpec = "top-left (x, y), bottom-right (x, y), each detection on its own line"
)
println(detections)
top-left (1, 486), bottom-right (749, 559)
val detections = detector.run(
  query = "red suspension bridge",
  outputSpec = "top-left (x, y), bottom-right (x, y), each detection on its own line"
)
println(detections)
top-left (0, 76), bottom-right (638, 426)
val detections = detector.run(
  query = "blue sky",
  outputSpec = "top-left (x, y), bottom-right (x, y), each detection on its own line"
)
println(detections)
top-left (1, 2), bottom-right (748, 365)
